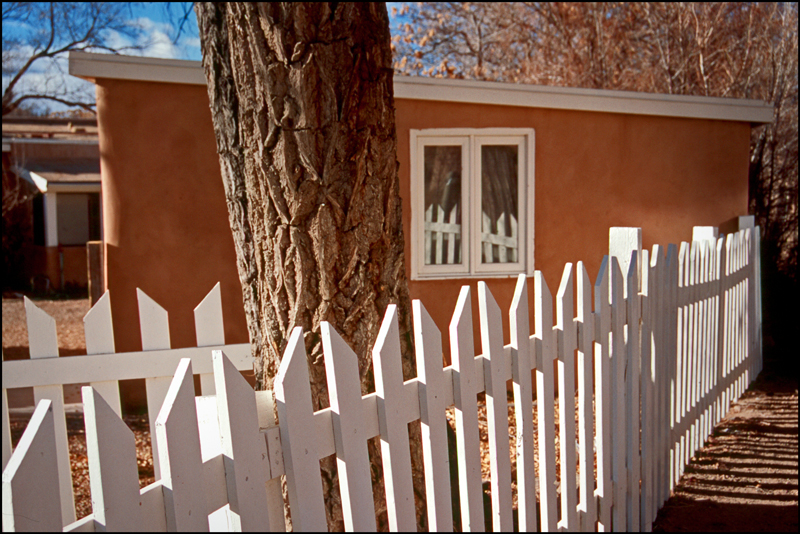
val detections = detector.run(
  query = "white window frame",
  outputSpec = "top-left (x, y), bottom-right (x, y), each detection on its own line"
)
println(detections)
top-left (410, 128), bottom-right (535, 280)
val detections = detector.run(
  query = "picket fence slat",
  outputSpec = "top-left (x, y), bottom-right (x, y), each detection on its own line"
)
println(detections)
top-left (449, 286), bottom-right (484, 531)
top-left (212, 349), bottom-right (272, 531)
top-left (254, 391), bottom-right (286, 533)
top-left (25, 297), bottom-right (75, 527)
top-left (509, 274), bottom-right (537, 532)
top-left (664, 243), bottom-right (678, 503)
top-left (195, 283), bottom-right (225, 395)
top-left (625, 253), bottom-right (641, 532)
top-left (479, 282), bottom-right (513, 532)
top-left (556, 264), bottom-right (579, 531)
top-left (2, 400), bottom-right (62, 532)
top-left (534, 271), bottom-right (558, 532)
top-left (576, 263), bottom-right (596, 532)
top-left (194, 396), bottom-right (228, 520)
top-left (1, 387), bottom-right (10, 470)
top-left (155, 358), bottom-right (208, 531)
top-left (275, 327), bottom-right (327, 532)
top-left (610, 257), bottom-right (627, 531)
top-left (83, 386), bottom-right (141, 530)
top-left (322, 323), bottom-right (377, 532)
top-left (594, 257), bottom-right (613, 532)
top-left (413, 300), bottom-right (453, 531)
top-left (138, 288), bottom-right (172, 480)
top-left (372, 305), bottom-right (416, 532)
top-left (139, 481), bottom-right (168, 531)
top-left (2, 227), bottom-right (763, 533)
top-left (640, 249), bottom-right (654, 531)
top-left (84, 291), bottom-right (122, 417)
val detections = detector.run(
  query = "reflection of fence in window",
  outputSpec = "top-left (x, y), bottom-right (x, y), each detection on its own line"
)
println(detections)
top-left (424, 204), bottom-right (461, 265)
top-left (424, 205), bottom-right (518, 265)
top-left (482, 211), bottom-right (517, 263)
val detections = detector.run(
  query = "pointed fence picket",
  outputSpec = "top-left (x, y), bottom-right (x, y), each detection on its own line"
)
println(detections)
top-left (479, 282), bottom-right (512, 532)
top-left (449, 287), bottom-right (484, 531)
top-left (2, 224), bottom-right (762, 532)
top-left (556, 265), bottom-right (578, 531)
top-left (534, 271), bottom-right (559, 532)
top-left (2, 400), bottom-right (62, 532)
top-left (2, 285), bottom-right (252, 530)
top-left (22, 297), bottom-right (75, 526)
top-left (509, 274), bottom-right (537, 532)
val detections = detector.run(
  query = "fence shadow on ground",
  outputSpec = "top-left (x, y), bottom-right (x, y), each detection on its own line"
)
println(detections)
top-left (653, 362), bottom-right (798, 532)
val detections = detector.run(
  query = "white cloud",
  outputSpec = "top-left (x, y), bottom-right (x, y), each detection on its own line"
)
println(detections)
top-left (99, 17), bottom-right (200, 61)
top-left (3, 15), bottom-right (200, 114)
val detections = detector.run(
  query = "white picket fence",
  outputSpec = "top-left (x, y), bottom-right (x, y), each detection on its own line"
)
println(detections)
top-left (1, 284), bottom-right (253, 528)
top-left (2, 225), bottom-right (761, 532)
top-left (423, 204), bottom-right (518, 264)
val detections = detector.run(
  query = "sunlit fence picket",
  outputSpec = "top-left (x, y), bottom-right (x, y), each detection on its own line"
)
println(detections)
top-left (2, 224), bottom-right (762, 532)
top-left (24, 297), bottom-right (75, 526)
top-left (2, 400), bottom-right (62, 532)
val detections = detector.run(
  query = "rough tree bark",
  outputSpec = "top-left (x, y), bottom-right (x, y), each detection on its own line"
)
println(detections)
top-left (195, 3), bottom-right (425, 530)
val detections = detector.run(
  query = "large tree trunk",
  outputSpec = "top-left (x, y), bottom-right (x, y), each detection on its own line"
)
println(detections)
top-left (196, 3), bottom-right (425, 530)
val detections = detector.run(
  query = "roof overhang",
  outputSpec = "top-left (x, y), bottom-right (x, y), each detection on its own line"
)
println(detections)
top-left (69, 50), bottom-right (774, 124)
top-left (12, 160), bottom-right (101, 193)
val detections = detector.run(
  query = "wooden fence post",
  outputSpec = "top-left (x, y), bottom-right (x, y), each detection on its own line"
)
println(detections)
top-left (86, 241), bottom-right (103, 306)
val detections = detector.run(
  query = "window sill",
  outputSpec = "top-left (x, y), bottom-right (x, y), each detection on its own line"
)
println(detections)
top-left (411, 271), bottom-right (532, 281)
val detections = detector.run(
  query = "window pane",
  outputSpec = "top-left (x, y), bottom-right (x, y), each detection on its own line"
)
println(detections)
top-left (481, 145), bottom-right (519, 264)
top-left (424, 146), bottom-right (462, 265)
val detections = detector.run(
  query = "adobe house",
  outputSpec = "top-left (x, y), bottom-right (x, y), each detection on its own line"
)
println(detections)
top-left (2, 117), bottom-right (102, 293)
top-left (69, 51), bottom-right (772, 360)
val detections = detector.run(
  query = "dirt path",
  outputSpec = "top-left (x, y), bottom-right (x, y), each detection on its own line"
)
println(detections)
top-left (652, 360), bottom-right (798, 532)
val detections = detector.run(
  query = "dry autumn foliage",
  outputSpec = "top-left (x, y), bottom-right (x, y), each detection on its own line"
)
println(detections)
top-left (393, 0), bottom-right (798, 359)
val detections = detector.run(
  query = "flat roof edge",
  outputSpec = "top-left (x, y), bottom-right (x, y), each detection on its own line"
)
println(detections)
top-left (68, 51), bottom-right (773, 123)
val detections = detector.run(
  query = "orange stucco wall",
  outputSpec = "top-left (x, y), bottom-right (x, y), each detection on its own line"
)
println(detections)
top-left (94, 79), bottom-right (750, 370)
top-left (395, 99), bottom-right (751, 358)
top-left (95, 79), bottom-right (248, 356)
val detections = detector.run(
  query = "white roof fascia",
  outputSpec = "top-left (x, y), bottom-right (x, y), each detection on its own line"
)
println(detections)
top-left (393, 76), bottom-right (774, 124)
top-left (12, 165), bottom-right (48, 193)
top-left (68, 51), bottom-right (774, 124)
top-left (69, 50), bottom-right (206, 85)
top-left (47, 183), bottom-right (102, 194)
top-left (2, 137), bottom-right (99, 146)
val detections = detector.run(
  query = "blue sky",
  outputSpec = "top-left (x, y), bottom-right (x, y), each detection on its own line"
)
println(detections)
top-left (3, 2), bottom-right (406, 114)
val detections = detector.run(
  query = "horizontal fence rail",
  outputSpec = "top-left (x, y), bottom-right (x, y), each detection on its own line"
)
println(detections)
top-left (1, 283), bottom-right (253, 528)
top-left (2, 225), bottom-right (761, 532)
